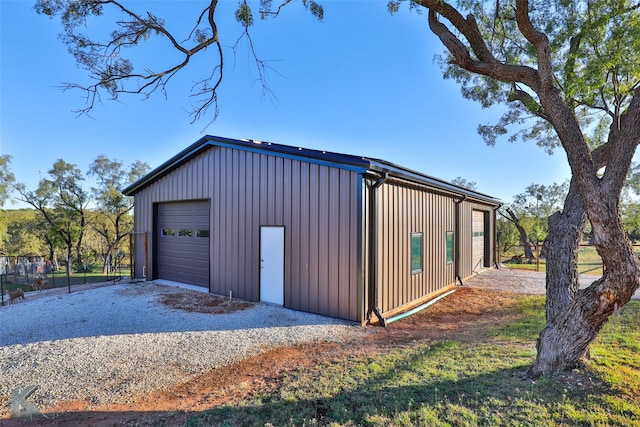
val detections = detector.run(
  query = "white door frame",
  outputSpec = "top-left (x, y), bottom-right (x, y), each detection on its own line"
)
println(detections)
top-left (260, 226), bottom-right (285, 305)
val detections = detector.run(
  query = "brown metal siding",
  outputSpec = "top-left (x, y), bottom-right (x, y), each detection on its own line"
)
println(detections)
top-left (131, 146), bottom-right (362, 321)
top-left (374, 181), bottom-right (457, 315)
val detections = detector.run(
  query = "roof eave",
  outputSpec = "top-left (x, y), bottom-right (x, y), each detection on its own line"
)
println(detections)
top-left (366, 161), bottom-right (501, 206)
top-left (122, 135), bottom-right (372, 196)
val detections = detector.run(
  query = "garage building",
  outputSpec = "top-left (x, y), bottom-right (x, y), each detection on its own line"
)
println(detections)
top-left (123, 135), bottom-right (501, 324)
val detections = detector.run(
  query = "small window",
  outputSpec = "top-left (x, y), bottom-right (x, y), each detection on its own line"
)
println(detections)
top-left (196, 230), bottom-right (210, 238)
top-left (411, 233), bottom-right (423, 274)
top-left (446, 231), bottom-right (454, 264)
top-left (162, 228), bottom-right (175, 236)
top-left (178, 229), bottom-right (193, 237)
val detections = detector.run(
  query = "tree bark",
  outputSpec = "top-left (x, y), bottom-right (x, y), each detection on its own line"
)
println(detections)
top-left (102, 236), bottom-right (124, 275)
top-left (543, 179), bottom-right (587, 323)
top-left (533, 204), bottom-right (640, 376)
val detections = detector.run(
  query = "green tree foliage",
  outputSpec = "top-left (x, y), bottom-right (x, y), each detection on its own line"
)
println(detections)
top-left (392, 0), bottom-right (640, 154)
top-left (88, 155), bottom-right (149, 273)
top-left (15, 159), bottom-right (91, 271)
top-left (10, 156), bottom-right (148, 271)
top-left (0, 209), bottom-right (46, 256)
top-left (621, 202), bottom-right (640, 242)
top-left (496, 214), bottom-right (520, 251)
top-left (503, 181), bottom-right (569, 244)
top-left (0, 155), bottom-right (15, 207)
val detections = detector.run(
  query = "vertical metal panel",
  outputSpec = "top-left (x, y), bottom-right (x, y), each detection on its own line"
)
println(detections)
top-left (250, 153), bottom-right (260, 301)
top-left (282, 158), bottom-right (293, 305)
top-left (289, 159), bottom-right (301, 308)
top-left (131, 145), bottom-right (363, 321)
top-left (308, 163), bottom-right (320, 314)
top-left (362, 177), bottom-right (371, 322)
top-left (237, 151), bottom-right (247, 297)
top-left (375, 180), bottom-right (457, 316)
top-left (300, 163), bottom-right (311, 312)
top-left (338, 169), bottom-right (351, 318)
top-left (327, 168), bottom-right (341, 318)
top-left (317, 166), bottom-right (330, 316)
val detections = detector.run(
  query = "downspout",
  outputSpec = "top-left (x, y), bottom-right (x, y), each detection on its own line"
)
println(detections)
top-left (369, 172), bottom-right (389, 327)
top-left (454, 195), bottom-right (467, 286)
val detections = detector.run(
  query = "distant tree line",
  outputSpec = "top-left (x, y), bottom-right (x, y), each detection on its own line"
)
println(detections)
top-left (498, 165), bottom-right (640, 255)
top-left (0, 154), bottom-right (149, 274)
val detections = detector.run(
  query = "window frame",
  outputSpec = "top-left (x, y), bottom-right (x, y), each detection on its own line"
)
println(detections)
top-left (178, 229), bottom-right (193, 237)
top-left (410, 232), bottom-right (424, 274)
top-left (196, 229), bottom-right (210, 238)
top-left (446, 231), bottom-right (455, 264)
top-left (162, 228), bottom-right (176, 237)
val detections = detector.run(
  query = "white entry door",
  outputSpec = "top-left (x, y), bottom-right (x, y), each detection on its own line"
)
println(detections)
top-left (260, 226), bottom-right (285, 305)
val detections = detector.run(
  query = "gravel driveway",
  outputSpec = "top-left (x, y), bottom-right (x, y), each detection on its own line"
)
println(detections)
top-left (466, 267), bottom-right (640, 300)
top-left (0, 281), bottom-right (365, 416)
top-left (2, 270), bottom-right (638, 418)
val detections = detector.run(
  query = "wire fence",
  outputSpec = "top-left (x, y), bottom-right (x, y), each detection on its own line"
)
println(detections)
top-left (0, 253), bottom-right (132, 306)
top-left (497, 243), bottom-right (640, 275)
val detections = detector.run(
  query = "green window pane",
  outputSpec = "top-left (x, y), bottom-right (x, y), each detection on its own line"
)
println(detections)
top-left (446, 231), bottom-right (454, 264)
top-left (411, 233), bottom-right (423, 274)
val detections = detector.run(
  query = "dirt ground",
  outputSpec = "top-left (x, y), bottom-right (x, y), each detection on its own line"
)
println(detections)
top-left (3, 271), bottom-right (536, 427)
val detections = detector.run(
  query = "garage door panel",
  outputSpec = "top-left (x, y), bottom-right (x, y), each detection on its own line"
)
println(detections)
top-left (157, 201), bottom-right (210, 287)
top-left (472, 210), bottom-right (486, 272)
top-left (158, 255), bottom-right (209, 267)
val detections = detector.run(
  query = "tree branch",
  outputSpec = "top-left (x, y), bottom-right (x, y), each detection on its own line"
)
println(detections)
top-left (420, 1), bottom-right (539, 90)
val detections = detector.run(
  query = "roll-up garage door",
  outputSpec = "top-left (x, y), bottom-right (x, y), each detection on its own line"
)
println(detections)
top-left (472, 210), bottom-right (486, 272)
top-left (157, 201), bottom-right (210, 287)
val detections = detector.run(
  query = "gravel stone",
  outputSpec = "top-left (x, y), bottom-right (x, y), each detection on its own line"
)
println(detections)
top-left (0, 282), bottom-right (366, 414)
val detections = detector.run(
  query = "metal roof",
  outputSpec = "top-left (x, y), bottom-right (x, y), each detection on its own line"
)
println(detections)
top-left (122, 135), bottom-right (501, 205)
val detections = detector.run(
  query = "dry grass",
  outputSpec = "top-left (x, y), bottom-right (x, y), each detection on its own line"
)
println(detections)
top-left (159, 291), bottom-right (254, 314)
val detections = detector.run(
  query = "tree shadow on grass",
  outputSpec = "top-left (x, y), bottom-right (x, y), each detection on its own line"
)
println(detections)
top-left (187, 340), bottom-right (636, 427)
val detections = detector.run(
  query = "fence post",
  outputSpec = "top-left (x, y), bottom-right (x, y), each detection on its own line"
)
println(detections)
top-left (66, 256), bottom-right (71, 293)
top-left (129, 233), bottom-right (134, 280)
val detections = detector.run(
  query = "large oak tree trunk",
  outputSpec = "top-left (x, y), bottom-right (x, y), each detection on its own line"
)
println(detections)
top-left (543, 180), bottom-right (586, 322)
top-left (533, 191), bottom-right (640, 376)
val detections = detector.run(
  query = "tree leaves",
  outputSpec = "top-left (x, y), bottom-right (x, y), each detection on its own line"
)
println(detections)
top-left (0, 155), bottom-right (15, 208)
top-left (405, 0), bottom-right (640, 152)
top-left (236, 1), bottom-right (254, 27)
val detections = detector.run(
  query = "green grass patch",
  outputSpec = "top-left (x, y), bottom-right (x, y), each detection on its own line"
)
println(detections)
top-left (189, 297), bottom-right (640, 427)
top-left (499, 245), bottom-right (612, 274)
top-left (489, 296), bottom-right (547, 341)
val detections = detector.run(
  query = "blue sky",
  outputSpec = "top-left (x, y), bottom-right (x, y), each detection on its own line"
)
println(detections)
top-left (1, 0), bottom-right (572, 206)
